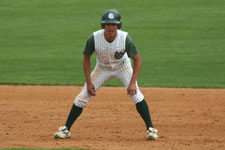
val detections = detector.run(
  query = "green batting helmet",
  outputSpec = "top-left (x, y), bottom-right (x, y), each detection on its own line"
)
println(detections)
top-left (101, 9), bottom-right (122, 29)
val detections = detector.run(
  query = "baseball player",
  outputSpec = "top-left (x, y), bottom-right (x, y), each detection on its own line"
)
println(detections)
top-left (54, 9), bottom-right (158, 140)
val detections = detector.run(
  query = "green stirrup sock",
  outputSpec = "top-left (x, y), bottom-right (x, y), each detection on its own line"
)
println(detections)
top-left (65, 104), bottom-right (83, 131)
top-left (136, 99), bottom-right (154, 130)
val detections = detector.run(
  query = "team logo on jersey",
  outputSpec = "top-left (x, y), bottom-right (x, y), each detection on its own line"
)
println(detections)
top-left (108, 13), bottom-right (114, 19)
top-left (114, 50), bottom-right (126, 59)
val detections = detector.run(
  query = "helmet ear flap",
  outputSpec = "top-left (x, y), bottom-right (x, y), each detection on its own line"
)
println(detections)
top-left (118, 20), bottom-right (122, 29)
top-left (101, 23), bottom-right (104, 29)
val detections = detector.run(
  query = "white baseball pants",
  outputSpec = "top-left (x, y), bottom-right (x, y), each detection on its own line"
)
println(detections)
top-left (74, 60), bottom-right (144, 108)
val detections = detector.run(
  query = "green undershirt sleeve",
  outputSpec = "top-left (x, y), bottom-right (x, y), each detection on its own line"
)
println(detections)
top-left (83, 34), bottom-right (95, 55)
top-left (126, 35), bottom-right (138, 58)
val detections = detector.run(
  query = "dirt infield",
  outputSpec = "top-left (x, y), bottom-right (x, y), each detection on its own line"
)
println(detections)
top-left (0, 85), bottom-right (224, 150)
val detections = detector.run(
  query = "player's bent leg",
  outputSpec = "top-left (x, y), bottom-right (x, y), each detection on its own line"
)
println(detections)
top-left (74, 84), bottom-right (91, 108)
top-left (130, 85), bottom-right (144, 103)
top-left (136, 99), bottom-right (153, 128)
top-left (54, 66), bottom-right (112, 139)
top-left (115, 60), bottom-right (144, 103)
top-left (65, 104), bottom-right (83, 130)
top-left (74, 65), bottom-right (112, 108)
top-left (136, 99), bottom-right (158, 140)
top-left (53, 104), bottom-right (82, 139)
top-left (115, 62), bottom-right (158, 140)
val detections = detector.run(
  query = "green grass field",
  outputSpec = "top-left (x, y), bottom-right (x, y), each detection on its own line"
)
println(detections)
top-left (0, 0), bottom-right (225, 88)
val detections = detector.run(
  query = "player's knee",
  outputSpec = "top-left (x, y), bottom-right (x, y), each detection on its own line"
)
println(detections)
top-left (74, 99), bottom-right (87, 108)
top-left (74, 95), bottom-right (90, 108)
top-left (74, 88), bottom-right (91, 108)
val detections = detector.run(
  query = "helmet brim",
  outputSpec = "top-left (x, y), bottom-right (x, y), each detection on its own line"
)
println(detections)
top-left (101, 20), bottom-right (120, 24)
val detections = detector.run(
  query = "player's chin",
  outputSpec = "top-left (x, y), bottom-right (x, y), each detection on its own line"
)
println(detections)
top-left (107, 30), bottom-right (116, 35)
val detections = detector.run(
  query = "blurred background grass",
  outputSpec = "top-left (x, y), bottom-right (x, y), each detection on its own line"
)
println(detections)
top-left (0, 0), bottom-right (224, 88)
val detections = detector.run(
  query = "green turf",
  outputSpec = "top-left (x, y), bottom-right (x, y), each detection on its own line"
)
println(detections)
top-left (0, 0), bottom-right (224, 88)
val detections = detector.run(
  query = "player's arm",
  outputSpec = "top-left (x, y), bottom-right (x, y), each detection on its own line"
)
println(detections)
top-left (83, 34), bottom-right (96, 96)
top-left (83, 54), bottom-right (92, 85)
top-left (83, 55), bottom-right (96, 96)
top-left (126, 35), bottom-right (141, 95)
top-left (128, 53), bottom-right (142, 95)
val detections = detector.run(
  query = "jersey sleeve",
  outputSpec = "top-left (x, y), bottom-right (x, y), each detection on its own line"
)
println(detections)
top-left (83, 34), bottom-right (95, 55)
top-left (125, 35), bottom-right (138, 58)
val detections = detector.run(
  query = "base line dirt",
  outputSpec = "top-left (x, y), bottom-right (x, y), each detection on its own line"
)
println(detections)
top-left (0, 85), bottom-right (224, 150)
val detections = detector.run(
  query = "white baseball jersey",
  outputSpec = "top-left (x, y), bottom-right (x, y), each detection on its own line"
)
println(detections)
top-left (74, 29), bottom-right (144, 108)
top-left (94, 29), bottom-right (130, 69)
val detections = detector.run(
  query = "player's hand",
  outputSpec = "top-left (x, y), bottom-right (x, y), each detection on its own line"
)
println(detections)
top-left (87, 82), bottom-right (96, 96)
top-left (127, 83), bottom-right (137, 95)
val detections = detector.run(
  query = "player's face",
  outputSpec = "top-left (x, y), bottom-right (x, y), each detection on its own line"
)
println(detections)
top-left (104, 23), bottom-right (118, 40)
